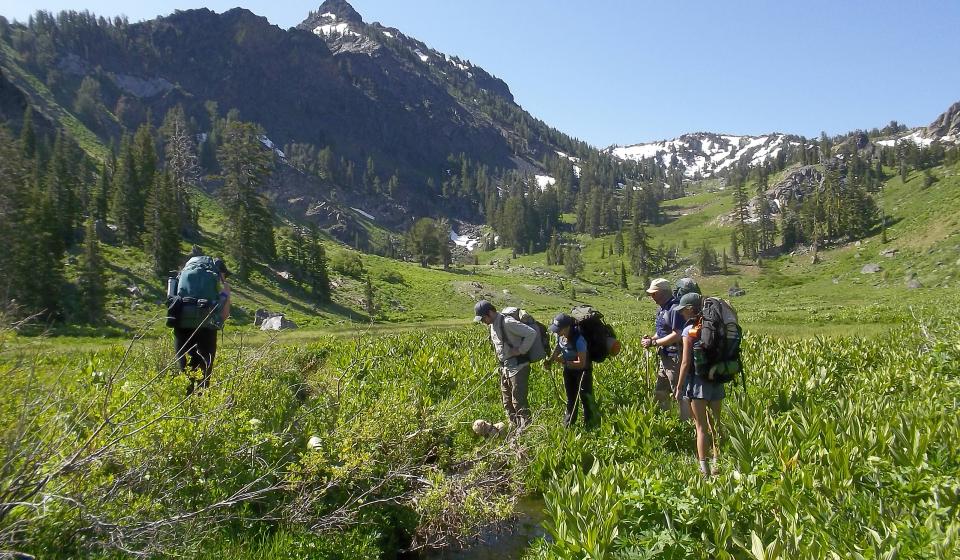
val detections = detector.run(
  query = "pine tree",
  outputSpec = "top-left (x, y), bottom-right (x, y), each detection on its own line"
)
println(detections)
top-left (218, 120), bottom-right (275, 278)
top-left (613, 228), bottom-right (625, 256)
top-left (0, 127), bottom-right (31, 307)
top-left (111, 137), bottom-right (140, 245)
top-left (46, 131), bottom-right (82, 248)
top-left (564, 245), bottom-right (584, 278)
top-left (619, 261), bottom-right (628, 289)
top-left (730, 230), bottom-right (740, 264)
top-left (732, 173), bottom-right (754, 259)
top-left (20, 106), bottom-right (36, 159)
top-left (575, 191), bottom-right (587, 233)
top-left (697, 241), bottom-right (717, 275)
top-left (133, 121), bottom-right (157, 211)
top-left (629, 218), bottom-right (652, 278)
top-left (144, 172), bottom-right (181, 275)
top-left (25, 171), bottom-right (65, 318)
top-left (306, 226), bottom-right (330, 303)
top-left (364, 273), bottom-right (376, 320)
top-left (78, 217), bottom-right (105, 324)
top-left (92, 165), bottom-right (109, 222)
top-left (162, 106), bottom-right (199, 235)
top-left (588, 187), bottom-right (602, 237)
top-left (73, 76), bottom-right (103, 128)
top-left (407, 218), bottom-right (443, 266)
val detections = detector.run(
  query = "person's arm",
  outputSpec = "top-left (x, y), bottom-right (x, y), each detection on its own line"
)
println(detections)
top-left (565, 336), bottom-right (589, 370)
top-left (656, 330), bottom-right (681, 348)
top-left (219, 275), bottom-right (231, 322)
top-left (504, 319), bottom-right (537, 357)
top-left (546, 343), bottom-right (561, 369)
top-left (675, 335), bottom-right (692, 400)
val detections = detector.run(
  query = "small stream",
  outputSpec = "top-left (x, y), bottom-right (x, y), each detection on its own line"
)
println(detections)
top-left (418, 496), bottom-right (547, 560)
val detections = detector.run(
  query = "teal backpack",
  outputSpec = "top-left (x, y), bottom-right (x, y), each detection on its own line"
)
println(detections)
top-left (173, 256), bottom-right (223, 330)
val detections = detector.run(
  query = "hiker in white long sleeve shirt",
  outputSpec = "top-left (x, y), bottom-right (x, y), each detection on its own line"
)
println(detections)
top-left (474, 300), bottom-right (536, 430)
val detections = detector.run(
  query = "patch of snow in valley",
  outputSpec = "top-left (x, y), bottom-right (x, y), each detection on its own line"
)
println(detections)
top-left (350, 207), bottom-right (375, 220)
top-left (320, 12), bottom-right (337, 20)
top-left (573, 164), bottom-right (581, 178)
top-left (382, 31), bottom-right (394, 38)
top-left (413, 49), bottom-right (430, 62)
top-left (450, 230), bottom-right (480, 251)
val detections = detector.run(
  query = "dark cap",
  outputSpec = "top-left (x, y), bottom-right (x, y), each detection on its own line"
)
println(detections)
top-left (548, 313), bottom-right (574, 333)
top-left (671, 292), bottom-right (702, 312)
top-left (214, 258), bottom-right (231, 278)
top-left (473, 300), bottom-right (495, 322)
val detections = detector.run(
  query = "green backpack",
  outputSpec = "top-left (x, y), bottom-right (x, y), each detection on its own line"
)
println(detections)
top-left (174, 256), bottom-right (223, 330)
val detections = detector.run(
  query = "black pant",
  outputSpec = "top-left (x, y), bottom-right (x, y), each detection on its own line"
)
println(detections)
top-left (563, 366), bottom-right (597, 428)
top-left (173, 327), bottom-right (218, 394)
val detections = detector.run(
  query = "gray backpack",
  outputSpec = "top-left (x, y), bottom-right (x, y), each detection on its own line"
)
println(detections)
top-left (498, 307), bottom-right (549, 362)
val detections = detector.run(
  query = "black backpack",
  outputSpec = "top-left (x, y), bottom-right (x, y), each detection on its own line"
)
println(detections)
top-left (698, 297), bottom-right (743, 385)
top-left (674, 277), bottom-right (701, 299)
top-left (569, 305), bottom-right (619, 363)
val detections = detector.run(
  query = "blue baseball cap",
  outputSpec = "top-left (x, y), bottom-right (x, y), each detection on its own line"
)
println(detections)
top-left (548, 313), bottom-right (573, 333)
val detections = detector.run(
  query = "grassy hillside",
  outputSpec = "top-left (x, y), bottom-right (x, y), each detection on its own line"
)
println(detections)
top-left (31, 158), bottom-right (957, 346)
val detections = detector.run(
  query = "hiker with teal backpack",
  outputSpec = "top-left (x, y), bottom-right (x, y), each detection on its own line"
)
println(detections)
top-left (673, 292), bottom-right (742, 477)
top-left (167, 255), bottom-right (232, 395)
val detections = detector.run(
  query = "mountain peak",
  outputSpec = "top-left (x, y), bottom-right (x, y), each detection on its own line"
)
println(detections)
top-left (310, 0), bottom-right (364, 25)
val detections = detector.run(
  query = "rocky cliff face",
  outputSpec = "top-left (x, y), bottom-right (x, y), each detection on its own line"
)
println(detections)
top-left (926, 100), bottom-right (960, 141)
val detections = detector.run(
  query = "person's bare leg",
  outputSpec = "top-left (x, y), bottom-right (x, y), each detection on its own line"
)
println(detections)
top-left (690, 399), bottom-right (711, 476)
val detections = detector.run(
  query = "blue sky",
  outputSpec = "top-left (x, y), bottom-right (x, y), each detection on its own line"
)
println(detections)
top-left (2, 0), bottom-right (959, 147)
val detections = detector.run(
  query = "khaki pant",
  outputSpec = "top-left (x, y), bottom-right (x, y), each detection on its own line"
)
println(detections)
top-left (500, 360), bottom-right (531, 429)
top-left (655, 353), bottom-right (691, 421)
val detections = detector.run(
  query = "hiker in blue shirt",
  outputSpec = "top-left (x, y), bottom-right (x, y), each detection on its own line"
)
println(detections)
top-left (547, 313), bottom-right (597, 429)
top-left (641, 278), bottom-right (691, 420)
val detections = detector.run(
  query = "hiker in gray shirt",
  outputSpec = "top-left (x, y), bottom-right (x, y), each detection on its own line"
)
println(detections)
top-left (474, 300), bottom-right (537, 431)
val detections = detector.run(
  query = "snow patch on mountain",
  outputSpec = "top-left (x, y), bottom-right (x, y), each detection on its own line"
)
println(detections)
top-left (313, 22), bottom-right (358, 37)
top-left (609, 133), bottom-right (794, 178)
top-left (413, 49), bottom-right (430, 62)
top-left (535, 175), bottom-right (556, 191)
top-left (258, 135), bottom-right (286, 159)
top-left (875, 129), bottom-right (935, 148)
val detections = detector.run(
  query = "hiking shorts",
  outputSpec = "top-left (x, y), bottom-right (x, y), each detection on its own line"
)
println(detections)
top-left (685, 374), bottom-right (726, 402)
top-left (655, 353), bottom-right (681, 394)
